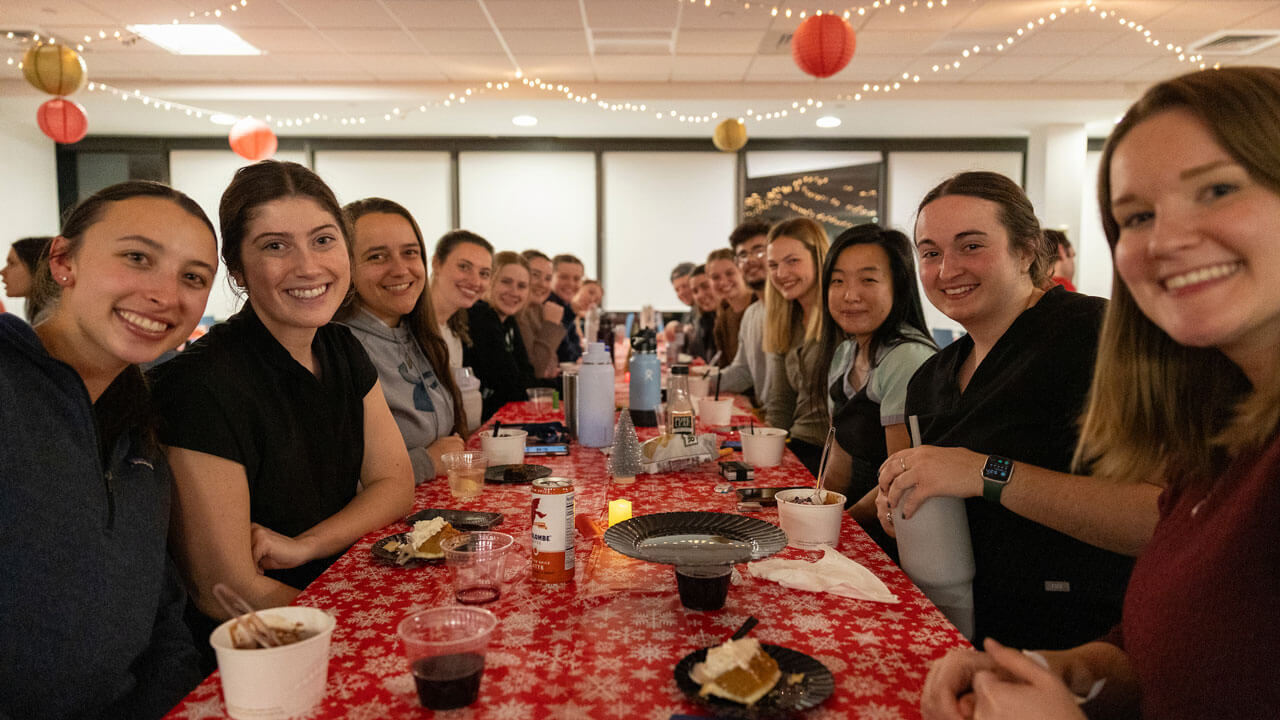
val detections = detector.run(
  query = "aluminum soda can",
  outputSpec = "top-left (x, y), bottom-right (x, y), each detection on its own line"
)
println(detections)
top-left (531, 477), bottom-right (575, 583)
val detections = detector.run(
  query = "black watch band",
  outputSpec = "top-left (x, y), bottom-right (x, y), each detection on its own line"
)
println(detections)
top-left (982, 455), bottom-right (1013, 504)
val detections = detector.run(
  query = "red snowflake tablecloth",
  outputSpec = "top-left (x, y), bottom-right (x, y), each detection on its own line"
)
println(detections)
top-left (167, 399), bottom-right (968, 719)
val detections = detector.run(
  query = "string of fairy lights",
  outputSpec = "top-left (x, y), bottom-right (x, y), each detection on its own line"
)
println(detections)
top-left (4, 0), bottom-right (1218, 132)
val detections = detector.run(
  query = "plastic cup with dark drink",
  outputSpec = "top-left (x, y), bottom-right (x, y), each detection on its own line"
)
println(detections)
top-left (675, 565), bottom-right (732, 611)
top-left (397, 607), bottom-right (498, 710)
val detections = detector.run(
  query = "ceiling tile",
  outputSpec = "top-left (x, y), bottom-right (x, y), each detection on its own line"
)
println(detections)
top-left (410, 30), bottom-right (506, 54)
top-left (232, 28), bottom-right (336, 54)
top-left (487, 0), bottom-right (584, 29)
top-left (382, 1), bottom-right (490, 29)
top-left (677, 4), bottom-right (776, 31)
top-left (592, 55), bottom-right (673, 82)
top-left (670, 55), bottom-right (753, 81)
top-left (583, 0), bottom-right (679, 30)
top-left (505, 30), bottom-right (588, 55)
top-left (322, 28), bottom-right (421, 54)
top-left (676, 30), bottom-right (766, 55)
top-left (287, 0), bottom-right (400, 29)
top-left (428, 54), bottom-right (523, 81)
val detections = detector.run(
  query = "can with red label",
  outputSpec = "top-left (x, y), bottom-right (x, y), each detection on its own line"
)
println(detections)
top-left (531, 477), bottom-right (575, 583)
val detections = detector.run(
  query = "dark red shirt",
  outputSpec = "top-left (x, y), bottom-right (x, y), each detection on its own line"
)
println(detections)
top-left (1118, 432), bottom-right (1280, 718)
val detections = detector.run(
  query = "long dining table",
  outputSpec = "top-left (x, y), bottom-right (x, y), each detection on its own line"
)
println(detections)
top-left (165, 394), bottom-right (969, 719)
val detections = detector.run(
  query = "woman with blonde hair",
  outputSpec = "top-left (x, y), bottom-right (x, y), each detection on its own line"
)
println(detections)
top-left (762, 217), bottom-right (830, 475)
top-left (921, 67), bottom-right (1280, 720)
top-left (338, 197), bottom-right (467, 485)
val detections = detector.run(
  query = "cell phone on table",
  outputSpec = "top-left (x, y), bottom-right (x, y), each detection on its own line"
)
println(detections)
top-left (735, 486), bottom-right (808, 506)
top-left (720, 440), bottom-right (742, 450)
top-left (525, 443), bottom-right (570, 456)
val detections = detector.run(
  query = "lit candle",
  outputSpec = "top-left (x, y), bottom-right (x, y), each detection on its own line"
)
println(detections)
top-left (608, 499), bottom-right (632, 527)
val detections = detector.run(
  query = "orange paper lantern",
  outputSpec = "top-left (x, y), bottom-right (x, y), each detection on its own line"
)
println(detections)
top-left (229, 117), bottom-right (278, 161)
top-left (22, 43), bottom-right (88, 96)
top-left (36, 98), bottom-right (89, 144)
top-left (712, 118), bottom-right (748, 152)
top-left (792, 15), bottom-right (857, 78)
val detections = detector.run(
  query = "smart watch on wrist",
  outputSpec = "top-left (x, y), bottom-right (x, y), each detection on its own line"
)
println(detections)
top-left (982, 455), bottom-right (1014, 504)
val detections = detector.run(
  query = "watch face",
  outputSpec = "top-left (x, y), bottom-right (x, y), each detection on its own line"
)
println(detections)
top-left (983, 456), bottom-right (1013, 483)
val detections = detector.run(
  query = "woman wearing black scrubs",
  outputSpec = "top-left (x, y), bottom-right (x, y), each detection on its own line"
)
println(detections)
top-left (811, 224), bottom-right (935, 554)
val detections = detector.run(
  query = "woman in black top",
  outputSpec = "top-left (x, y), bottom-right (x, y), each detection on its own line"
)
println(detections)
top-left (811, 224), bottom-right (935, 551)
top-left (876, 171), bottom-right (1157, 649)
top-left (465, 250), bottom-right (541, 421)
top-left (151, 161), bottom-right (413, 628)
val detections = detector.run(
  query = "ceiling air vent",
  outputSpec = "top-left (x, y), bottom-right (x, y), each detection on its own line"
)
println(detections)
top-left (590, 29), bottom-right (675, 56)
top-left (1188, 30), bottom-right (1280, 55)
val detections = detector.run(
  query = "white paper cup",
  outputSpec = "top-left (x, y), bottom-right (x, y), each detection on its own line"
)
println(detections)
top-left (479, 429), bottom-right (527, 466)
top-left (740, 426), bottom-right (787, 467)
top-left (687, 375), bottom-right (710, 398)
top-left (697, 397), bottom-right (734, 427)
top-left (774, 489), bottom-right (847, 549)
top-left (210, 606), bottom-right (336, 720)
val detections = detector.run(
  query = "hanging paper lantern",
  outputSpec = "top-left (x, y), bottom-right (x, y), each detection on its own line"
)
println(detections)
top-left (22, 43), bottom-right (89, 96)
top-left (792, 15), bottom-right (857, 78)
top-left (712, 118), bottom-right (748, 152)
top-left (36, 98), bottom-right (89, 144)
top-left (229, 117), bottom-right (278, 161)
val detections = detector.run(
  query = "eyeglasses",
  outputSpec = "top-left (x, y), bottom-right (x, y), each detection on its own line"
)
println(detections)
top-left (735, 246), bottom-right (767, 263)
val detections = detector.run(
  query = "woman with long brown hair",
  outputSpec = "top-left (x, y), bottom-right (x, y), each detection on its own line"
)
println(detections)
top-left (338, 197), bottom-right (467, 484)
top-left (920, 65), bottom-right (1280, 720)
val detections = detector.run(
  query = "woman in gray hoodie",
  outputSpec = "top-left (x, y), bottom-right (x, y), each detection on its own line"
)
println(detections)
top-left (338, 198), bottom-right (468, 484)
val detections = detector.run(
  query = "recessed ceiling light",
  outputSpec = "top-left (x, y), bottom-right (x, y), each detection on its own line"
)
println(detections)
top-left (209, 113), bottom-right (239, 126)
top-left (816, 115), bottom-right (842, 128)
top-left (127, 24), bottom-right (262, 55)
top-left (512, 115), bottom-right (538, 127)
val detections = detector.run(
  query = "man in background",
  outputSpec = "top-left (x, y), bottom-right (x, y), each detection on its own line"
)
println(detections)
top-left (1043, 229), bottom-right (1077, 292)
top-left (716, 221), bottom-right (771, 404)
top-left (550, 254), bottom-right (586, 362)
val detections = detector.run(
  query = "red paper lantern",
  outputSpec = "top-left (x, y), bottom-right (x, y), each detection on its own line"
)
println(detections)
top-left (229, 117), bottom-right (278, 161)
top-left (792, 15), bottom-right (857, 78)
top-left (36, 98), bottom-right (89, 144)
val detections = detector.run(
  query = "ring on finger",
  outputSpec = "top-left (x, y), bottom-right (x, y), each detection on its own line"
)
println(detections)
top-left (885, 511), bottom-right (894, 524)
top-left (899, 457), bottom-right (906, 472)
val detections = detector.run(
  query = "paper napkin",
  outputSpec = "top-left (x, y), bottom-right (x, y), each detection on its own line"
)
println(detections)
top-left (748, 545), bottom-right (899, 603)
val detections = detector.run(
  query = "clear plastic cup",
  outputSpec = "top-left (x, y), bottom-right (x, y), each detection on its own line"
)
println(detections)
top-left (775, 488), bottom-right (847, 549)
top-left (697, 397), bottom-right (734, 427)
top-left (210, 606), bottom-right (336, 720)
top-left (740, 426), bottom-right (787, 467)
top-left (526, 387), bottom-right (554, 411)
top-left (440, 531), bottom-right (520, 605)
top-left (478, 429), bottom-right (527, 467)
top-left (397, 607), bottom-right (498, 710)
top-left (442, 451), bottom-right (486, 500)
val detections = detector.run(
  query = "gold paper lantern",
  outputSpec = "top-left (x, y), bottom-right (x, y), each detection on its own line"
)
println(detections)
top-left (22, 43), bottom-right (88, 96)
top-left (713, 119), bottom-right (748, 152)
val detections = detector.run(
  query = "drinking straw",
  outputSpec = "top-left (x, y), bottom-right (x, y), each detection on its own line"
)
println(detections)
top-left (714, 371), bottom-right (722, 401)
top-left (493, 421), bottom-right (501, 437)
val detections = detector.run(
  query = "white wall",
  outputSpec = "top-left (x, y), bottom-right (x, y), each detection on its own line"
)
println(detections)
top-left (458, 151), bottom-right (596, 268)
top-left (168, 149), bottom-right (309, 320)
top-left (0, 120), bottom-right (60, 321)
top-left (886, 150), bottom-right (1025, 337)
top-left (314, 150), bottom-right (452, 243)
top-left (601, 151), bottom-right (736, 312)
top-left (1075, 150), bottom-right (1112, 298)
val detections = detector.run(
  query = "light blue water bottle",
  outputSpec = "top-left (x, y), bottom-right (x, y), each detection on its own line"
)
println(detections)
top-left (576, 342), bottom-right (616, 448)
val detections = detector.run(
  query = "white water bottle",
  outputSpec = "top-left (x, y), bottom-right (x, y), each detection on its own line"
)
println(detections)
top-left (576, 342), bottom-right (616, 448)
top-left (894, 492), bottom-right (976, 638)
top-left (454, 366), bottom-right (483, 433)
top-left (894, 416), bottom-right (976, 639)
